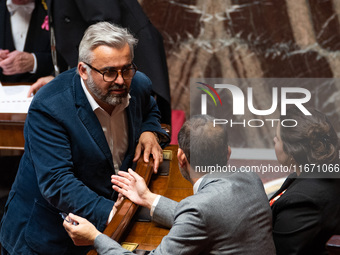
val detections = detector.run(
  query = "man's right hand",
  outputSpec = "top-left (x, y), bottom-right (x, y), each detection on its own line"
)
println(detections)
top-left (63, 213), bottom-right (101, 246)
top-left (0, 50), bottom-right (34, 75)
top-left (111, 168), bottom-right (157, 209)
top-left (28, 75), bottom-right (54, 97)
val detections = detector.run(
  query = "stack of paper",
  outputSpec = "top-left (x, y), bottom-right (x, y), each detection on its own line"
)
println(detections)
top-left (0, 82), bottom-right (32, 113)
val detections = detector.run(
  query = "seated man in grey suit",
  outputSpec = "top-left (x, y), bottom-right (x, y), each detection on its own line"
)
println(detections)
top-left (63, 115), bottom-right (276, 254)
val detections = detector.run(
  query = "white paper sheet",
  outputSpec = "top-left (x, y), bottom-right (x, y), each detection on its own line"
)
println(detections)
top-left (0, 82), bottom-right (32, 113)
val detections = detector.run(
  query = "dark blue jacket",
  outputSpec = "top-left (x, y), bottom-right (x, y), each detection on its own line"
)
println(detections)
top-left (0, 68), bottom-right (168, 254)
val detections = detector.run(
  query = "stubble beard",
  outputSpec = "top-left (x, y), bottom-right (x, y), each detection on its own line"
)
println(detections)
top-left (87, 73), bottom-right (128, 106)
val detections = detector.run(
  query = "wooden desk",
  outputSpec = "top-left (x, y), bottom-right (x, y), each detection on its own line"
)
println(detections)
top-left (0, 83), bottom-right (30, 150)
top-left (0, 113), bottom-right (26, 150)
top-left (88, 145), bottom-right (193, 254)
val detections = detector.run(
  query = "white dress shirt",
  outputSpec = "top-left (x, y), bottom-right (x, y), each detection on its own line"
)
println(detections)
top-left (81, 78), bottom-right (131, 224)
top-left (81, 78), bottom-right (130, 174)
top-left (6, 0), bottom-right (37, 73)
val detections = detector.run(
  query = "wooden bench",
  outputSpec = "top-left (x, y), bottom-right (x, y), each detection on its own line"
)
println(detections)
top-left (86, 155), bottom-right (155, 255)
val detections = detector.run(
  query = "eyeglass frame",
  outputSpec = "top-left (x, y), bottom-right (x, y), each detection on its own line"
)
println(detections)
top-left (83, 62), bottom-right (137, 82)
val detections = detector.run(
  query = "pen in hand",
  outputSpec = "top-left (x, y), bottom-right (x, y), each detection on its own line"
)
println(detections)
top-left (60, 212), bottom-right (79, 226)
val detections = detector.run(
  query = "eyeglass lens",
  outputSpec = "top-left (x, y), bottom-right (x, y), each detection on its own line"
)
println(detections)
top-left (104, 66), bottom-right (136, 82)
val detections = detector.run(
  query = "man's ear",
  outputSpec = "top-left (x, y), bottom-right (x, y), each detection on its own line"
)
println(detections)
top-left (227, 146), bottom-right (231, 161)
top-left (177, 148), bottom-right (187, 168)
top-left (78, 62), bottom-right (88, 80)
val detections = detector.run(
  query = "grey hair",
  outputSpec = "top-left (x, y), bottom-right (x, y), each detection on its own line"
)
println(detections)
top-left (178, 115), bottom-right (229, 168)
top-left (78, 21), bottom-right (138, 64)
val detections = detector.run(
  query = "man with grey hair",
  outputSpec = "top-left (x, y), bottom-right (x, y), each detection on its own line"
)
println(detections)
top-left (63, 115), bottom-right (276, 254)
top-left (0, 21), bottom-right (169, 255)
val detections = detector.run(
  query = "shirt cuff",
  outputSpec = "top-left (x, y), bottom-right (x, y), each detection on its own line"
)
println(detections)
top-left (153, 131), bottom-right (169, 143)
top-left (30, 53), bottom-right (37, 73)
top-left (150, 195), bottom-right (161, 217)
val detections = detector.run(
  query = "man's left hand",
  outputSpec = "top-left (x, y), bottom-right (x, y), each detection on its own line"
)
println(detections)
top-left (112, 169), bottom-right (157, 209)
top-left (28, 75), bottom-right (54, 97)
top-left (133, 131), bottom-right (163, 173)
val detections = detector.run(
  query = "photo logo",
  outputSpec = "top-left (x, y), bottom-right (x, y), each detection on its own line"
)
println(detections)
top-left (197, 82), bottom-right (222, 114)
top-left (200, 84), bottom-right (311, 116)
top-left (194, 81), bottom-right (313, 128)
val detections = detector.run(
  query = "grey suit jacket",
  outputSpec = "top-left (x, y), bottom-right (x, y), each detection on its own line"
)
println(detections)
top-left (94, 172), bottom-right (276, 254)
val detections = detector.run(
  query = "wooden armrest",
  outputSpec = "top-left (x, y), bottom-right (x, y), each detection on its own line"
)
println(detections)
top-left (87, 157), bottom-right (154, 255)
top-left (326, 235), bottom-right (340, 255)
top-left (161, 123), bottom-right (171, 137)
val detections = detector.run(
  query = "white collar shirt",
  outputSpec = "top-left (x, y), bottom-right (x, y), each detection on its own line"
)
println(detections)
top-left (6, 0), bottom-right (35, 52)
top-left (81, 78), bottom-right (130, 174)
top-left (193, 175), bottom-right (206, 194)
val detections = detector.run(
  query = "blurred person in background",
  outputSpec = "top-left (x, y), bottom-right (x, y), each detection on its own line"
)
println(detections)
top-left (0, 0), bottom-right (53, 85)
top-left (271, 107), bottom-right (340, 255)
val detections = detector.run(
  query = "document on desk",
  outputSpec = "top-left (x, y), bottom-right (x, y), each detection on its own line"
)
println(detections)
top-left (0, 82), bottom-right (32, 113)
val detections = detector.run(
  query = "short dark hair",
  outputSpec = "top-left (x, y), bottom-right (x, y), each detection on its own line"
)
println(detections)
top-left (177, 115), bottom-right (229, 168)
top-left (280, 107), bottom-right (339, 166)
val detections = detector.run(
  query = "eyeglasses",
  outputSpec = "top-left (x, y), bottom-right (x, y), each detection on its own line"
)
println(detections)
top-left (84, 62), bottom-right (137, 82)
